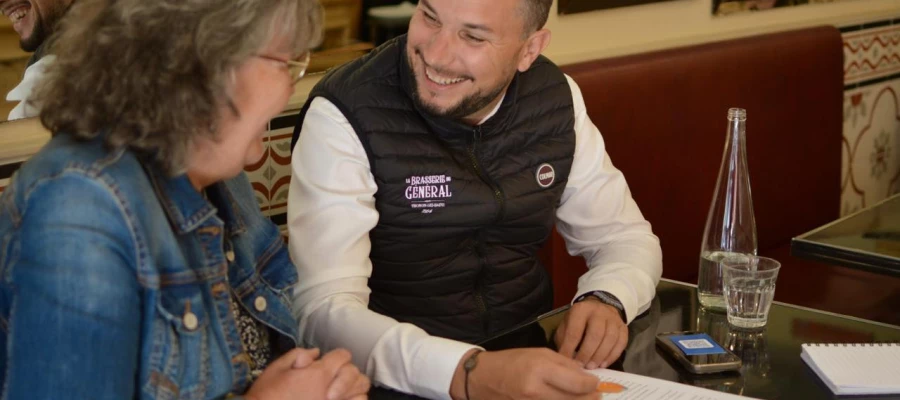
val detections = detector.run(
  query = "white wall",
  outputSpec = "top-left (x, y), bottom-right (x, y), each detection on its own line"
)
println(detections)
top-left (543, 0), bottom-right (900, 65)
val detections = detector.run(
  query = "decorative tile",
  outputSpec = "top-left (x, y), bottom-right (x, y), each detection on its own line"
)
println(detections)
top-left (267, 132), bottom-right (293, 217)
top-left (870, 130), bottom-right (892, 179)
top-left (251, 111), bottom-right (298, 226)
top-left (840, 78), bottom-right (900, 215)
top-left (843, 25), bottom-right (900, 86)
top-left (244, 126), bottom-right (272, 213)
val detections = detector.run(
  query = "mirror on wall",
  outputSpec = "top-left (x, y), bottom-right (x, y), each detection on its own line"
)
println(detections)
top-left (0, 0), bottom-right (419, 125)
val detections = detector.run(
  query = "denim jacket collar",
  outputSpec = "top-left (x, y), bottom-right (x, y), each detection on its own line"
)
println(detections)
top-left (144, 165), bottom-right (246, 235)
top-left (206, 182), bottom-right (248, 237)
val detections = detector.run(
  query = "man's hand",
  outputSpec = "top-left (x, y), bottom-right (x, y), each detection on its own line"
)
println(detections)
top-left (555, 297), bottom-right (628, 369)
top-left (449, 348), bottom-right (600, 400)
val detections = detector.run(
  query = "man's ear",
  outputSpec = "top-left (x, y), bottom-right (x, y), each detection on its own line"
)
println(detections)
top-left (517, 29), bottom-right (551, 72)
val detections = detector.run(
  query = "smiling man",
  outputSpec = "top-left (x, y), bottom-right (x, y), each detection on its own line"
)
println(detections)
top-left (2, 0), bottom-right (73, 119)
top-left (288, 0), bottom-right (662, 399)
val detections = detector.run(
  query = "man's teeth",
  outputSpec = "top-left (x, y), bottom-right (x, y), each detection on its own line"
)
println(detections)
top-left (425, 69), bottom-right (464, 85)
top-left (9, 9), bottom-right (27, 22)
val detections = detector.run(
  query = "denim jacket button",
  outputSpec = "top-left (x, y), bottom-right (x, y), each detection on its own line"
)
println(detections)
top-left (183, 311), bottom-right (199, 331)
top-left (254, 296), bottom-right (267, 312)
top-left (226, 250), bottom-right (236, 263)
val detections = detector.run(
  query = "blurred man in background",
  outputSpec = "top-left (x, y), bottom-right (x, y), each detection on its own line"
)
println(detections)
top-left (2, 0), bottom-right (74, 119)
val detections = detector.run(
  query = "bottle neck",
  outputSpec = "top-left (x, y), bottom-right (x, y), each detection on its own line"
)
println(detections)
top-left (726, 117), bottom-right (747, 153)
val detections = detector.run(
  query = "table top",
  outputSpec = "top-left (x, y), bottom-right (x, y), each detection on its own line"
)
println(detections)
top-left (371, 279), bottom-right (900, 399)
top-left (792, 193), bottom-right (900, 277)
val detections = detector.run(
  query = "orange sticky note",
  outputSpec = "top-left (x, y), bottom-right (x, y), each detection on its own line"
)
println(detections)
top-left (597, 381), bottom-right (626, 393)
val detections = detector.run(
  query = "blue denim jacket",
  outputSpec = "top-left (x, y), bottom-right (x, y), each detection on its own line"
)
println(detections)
top-left (0, 134), bottom-right (301, 399)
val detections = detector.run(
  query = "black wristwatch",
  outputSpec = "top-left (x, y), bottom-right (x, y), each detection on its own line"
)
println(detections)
top-left (575, 291), bottom-right (627, 322)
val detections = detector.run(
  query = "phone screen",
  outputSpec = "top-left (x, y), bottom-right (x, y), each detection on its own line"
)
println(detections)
top-left (656, 331), bottom-right (741, 373)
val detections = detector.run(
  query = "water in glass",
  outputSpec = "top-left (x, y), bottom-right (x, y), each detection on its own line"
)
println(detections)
top-left (724, 277), bottom-right (776, 328)
top-left (721, 255), bottom-right (780, 329)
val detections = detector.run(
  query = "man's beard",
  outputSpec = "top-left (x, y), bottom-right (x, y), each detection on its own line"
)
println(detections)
top-left (407, 51), bottom-right (509, 122)
top-left (20, 5), bottom-right (67, 52)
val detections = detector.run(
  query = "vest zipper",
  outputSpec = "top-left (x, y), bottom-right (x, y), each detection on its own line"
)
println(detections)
top-left (467, 127), bottom-right (506, 222)
top-left (474, 250), bottom-right (490, 335)
top-left (467, 127), bottom-right (505, 336)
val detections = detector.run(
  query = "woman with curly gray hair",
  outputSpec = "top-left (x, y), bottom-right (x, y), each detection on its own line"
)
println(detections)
top-left (0, 0), bottom-right (370, 399)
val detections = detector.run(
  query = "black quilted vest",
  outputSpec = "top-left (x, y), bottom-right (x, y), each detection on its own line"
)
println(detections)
top-left (292, 36), bottom-right (576, 344)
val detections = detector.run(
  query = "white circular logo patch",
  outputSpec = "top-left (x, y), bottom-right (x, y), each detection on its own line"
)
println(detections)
top-left (536, 163), bottom-right (555, 188)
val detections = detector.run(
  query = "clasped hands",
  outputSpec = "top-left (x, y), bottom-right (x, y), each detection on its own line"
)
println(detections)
top-left (246, 348), bottom-right (370, 400)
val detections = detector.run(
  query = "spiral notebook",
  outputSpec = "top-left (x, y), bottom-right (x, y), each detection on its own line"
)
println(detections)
top-left (800, 343), bottom-right (900, 395)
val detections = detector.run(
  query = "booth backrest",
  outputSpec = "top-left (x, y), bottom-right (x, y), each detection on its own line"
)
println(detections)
top-left (542, 26), bottom-right (844, 306)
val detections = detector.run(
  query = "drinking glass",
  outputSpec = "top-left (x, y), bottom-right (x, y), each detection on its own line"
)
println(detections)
top-left (722, 255), bottom-right (780, 329)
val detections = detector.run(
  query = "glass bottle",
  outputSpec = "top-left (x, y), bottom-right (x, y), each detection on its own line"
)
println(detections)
top-left (697, 108), bottom-right (757, 311)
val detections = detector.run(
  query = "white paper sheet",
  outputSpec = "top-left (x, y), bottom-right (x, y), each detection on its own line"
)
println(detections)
top-left (589, 369), bottom-right (754, 399)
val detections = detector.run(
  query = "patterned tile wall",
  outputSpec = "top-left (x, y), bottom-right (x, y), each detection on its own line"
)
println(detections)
top-left (249, 113), bottom-right (297, 233)
top-left (840, 19), bottom-right (900, 215)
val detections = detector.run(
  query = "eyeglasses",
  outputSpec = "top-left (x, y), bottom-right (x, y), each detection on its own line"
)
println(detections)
top-left (257, 51), bottom-right (311, 84)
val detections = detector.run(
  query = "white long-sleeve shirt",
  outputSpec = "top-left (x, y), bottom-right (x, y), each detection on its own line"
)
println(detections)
top-left (288, 75), bottom-right (662, 399)
top-left (6, 55), bottom-right (55, 121)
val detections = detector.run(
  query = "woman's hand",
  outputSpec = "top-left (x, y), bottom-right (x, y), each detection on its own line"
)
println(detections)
top-left (245, 348), bottom-right (370, 400)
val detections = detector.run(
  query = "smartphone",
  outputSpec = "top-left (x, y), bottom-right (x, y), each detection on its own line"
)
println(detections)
top-left (656, 331), bottom-right (742, 374)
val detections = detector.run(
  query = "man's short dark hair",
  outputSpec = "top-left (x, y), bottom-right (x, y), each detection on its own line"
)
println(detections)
top-left (520, 0), bottom-right (552, 33)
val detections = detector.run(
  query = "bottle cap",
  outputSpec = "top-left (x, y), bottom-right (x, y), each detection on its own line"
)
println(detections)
top-left (728, 108), bottom-right (747, 121)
